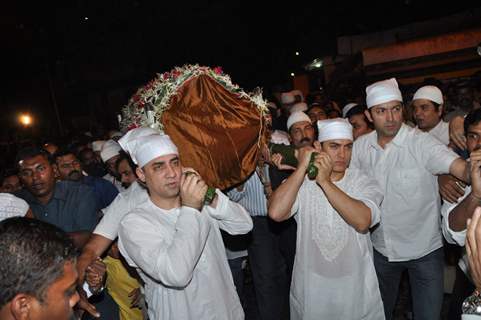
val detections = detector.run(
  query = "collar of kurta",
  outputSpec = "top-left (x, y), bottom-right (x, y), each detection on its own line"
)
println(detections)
top-left (369, 123), bottom-right (409, 149)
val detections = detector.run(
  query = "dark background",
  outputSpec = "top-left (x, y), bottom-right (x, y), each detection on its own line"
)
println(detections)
top-left (1, 1), bottom-right (480, 138)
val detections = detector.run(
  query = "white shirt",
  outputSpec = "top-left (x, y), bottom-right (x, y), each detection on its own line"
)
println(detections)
top-left (103, 173), bottom-right (125, 192)
top-left (94, 181), bottom-right (148, 240)
top-left (118, 190), bottom-right (252, 320)
top-left (441, 186), bottom-right (471, 277)
top-left (416, 120), bottom-right (449, 145)
top-left (351, 124), bottom-right (459, 261)
top-left (0, 193), bottom-right (29, 221)
top-left (289, 169), bottom-right (385, 320)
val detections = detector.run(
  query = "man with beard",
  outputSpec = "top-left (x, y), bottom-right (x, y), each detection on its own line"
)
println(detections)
top-left (53, 148), bottom-right (118, 211)
top-left (15, 147), bottom-right (98, 249)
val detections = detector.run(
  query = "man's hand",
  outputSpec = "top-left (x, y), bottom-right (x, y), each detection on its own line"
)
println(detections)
top-left (450, 115), bottom-right (466, 150)
top-left (466, 207), bottom-right (481, 290)
top-left (295, 146), bottom-right (316, 172)
top-left (471, 150), bottom-right (481, 199)
top-left (76, 288), bottom-right (100, 318)
top-left (438, 174), bottom-right (465, 203)
top-left (129, 288), bottom-right (142, 308)
top-left (314, 152), bottom-right (333, 185)
top-left (271, 153), bottom-right (296, 171)
top-left (180, 172), bottom-right (208, 210)
top-left (86, 258), bottom-right (106, 294)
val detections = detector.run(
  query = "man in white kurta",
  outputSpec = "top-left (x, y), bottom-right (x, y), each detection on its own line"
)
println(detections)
top-left (116, 131), bottom-right (252, 320)
top-left (269, 118), bottom-right (385, 320)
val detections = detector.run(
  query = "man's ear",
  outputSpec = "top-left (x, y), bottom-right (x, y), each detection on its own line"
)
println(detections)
top-left (136, 167), bottom-right (146, 183)
top-left (364, 109), bottom-right (373, 123)
top-left (10, 294), bottom-right (33, 320)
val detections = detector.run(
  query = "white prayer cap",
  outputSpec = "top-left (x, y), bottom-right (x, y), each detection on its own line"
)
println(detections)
top-left (270, 130), bottom-right (291, 145)
top-left (0, 193), bottom-right (29, 222)
top-left (342, 103), bottom-right (358, 118)
top-left (317, 118), bottom-right (353, 142)
top-left (281, 92), bottom-right (295, 104)
top-left (118, 127), bottom-right (159, 155)
top-left (287, 111), bottom-right (311, 130)
top-left (290, 102), bottom-right (308, 114)
top-left (100, 140), bottom-right (122, 162)
top-left (91, 140), bottom-right (105, 152)
top-left (130, 134), bottom-right (179, 168)
top-left (413, 85), bottom-right (443, 105)
top-left (291, 89), bottom-right (304, 102)
top-left (108, 130), bottom-right (123, 139)
top-left (366, 78), bottom-right (403, 108)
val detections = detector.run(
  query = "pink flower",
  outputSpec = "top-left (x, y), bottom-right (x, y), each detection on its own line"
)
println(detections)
top-left (213, 66), bottom-right (223, 75)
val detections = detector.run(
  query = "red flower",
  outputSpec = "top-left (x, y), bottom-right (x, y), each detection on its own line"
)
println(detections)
top-left (213, 66), bottom-right (223, 75)
top-left (162, 72), bottom-right (170, 80)
top-left (132, 94), bottom-right (140, 102)
top-left (128, 123), bottom-right (139, 130)
top-left (172, 70), bottom-right (181, 79)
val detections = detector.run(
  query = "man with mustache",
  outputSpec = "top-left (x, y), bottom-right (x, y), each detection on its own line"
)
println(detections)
top-left (53, 148), bottom-right (119, 211)
top-left (15, 147), bottom-right (98, 249)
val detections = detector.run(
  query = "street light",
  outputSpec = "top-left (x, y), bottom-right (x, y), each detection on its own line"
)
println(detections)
top-left (19, 113), bottom-right (33, 127)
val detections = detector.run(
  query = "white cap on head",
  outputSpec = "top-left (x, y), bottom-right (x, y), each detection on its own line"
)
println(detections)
top-left (413, 85), bottom-right (443, 105)
top-left (291, 89), bottom-right (304, 102)
top-left (317, 118), bottom-right (353, 142)
top-left (270, 130), bottom-right (291, 145)
top-left (290, 102), bottom-right (308, 114)
top-left (281, 92), bottom-right (295, 104)
top-left (287, 111), bottom-right (311, 130)
top-left (100, 140), bottom-right (122, 162)
top-left (91, 140), bottom-right (105, 152)
top-left (342, 103), bottom-right (358, 118)
top-left (366, 78), bottom-right (403, 108)
top-left (0, 193), bottom-right (29, 222)
top-left (118, 127), bottom-right (159, 155)
top-left (123, 133), bottom-right (179, 168)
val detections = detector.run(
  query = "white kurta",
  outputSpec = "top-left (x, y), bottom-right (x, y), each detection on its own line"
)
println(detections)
top-left (118, 190), bottom-right (252, 320)
top-left (289, 169), bottom-right (385, 320)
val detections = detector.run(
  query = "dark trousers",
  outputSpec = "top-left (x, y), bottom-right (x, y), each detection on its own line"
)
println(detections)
top-left (448, 265), bottom-right (475, 320)
top-left (82, 289), bottom-right (119, 320)
top-left (248, 216), bottom-right (296, 320)
top-left (374, 248), bottom-right (444, 320)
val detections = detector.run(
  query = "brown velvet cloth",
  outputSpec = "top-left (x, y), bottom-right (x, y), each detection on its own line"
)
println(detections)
top-left (162, 74), bottom-right (266, 190)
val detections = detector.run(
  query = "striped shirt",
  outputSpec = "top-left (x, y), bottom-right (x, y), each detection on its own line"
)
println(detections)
top-left (227, 169), bottom-right (268, 217)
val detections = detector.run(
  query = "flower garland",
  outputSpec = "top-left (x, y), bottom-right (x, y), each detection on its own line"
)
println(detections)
top-left (120, 64), bottom-right (269, 131)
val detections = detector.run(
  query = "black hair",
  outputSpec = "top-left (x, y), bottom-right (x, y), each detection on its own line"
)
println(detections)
top-left (0, 217), bottom-right (78, 307)
top-left (346, 105), bottom-right (374, 129)
top-left (0, 168), bottom-right (19, 186)
top-left (115, 151), bottom-right (138, 175)
top-left (15, 146), bottom-right (53, 169)
top-left (52, 146), bottom-right (78, 163)
top-left (464, 108), bottom-right (481, 137)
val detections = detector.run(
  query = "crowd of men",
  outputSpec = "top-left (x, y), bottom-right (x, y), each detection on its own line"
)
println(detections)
top-left (1, 76), bottom-right (481, 320)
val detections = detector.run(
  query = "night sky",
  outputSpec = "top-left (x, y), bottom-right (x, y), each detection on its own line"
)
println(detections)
top-left (1, 1), bottom-right (479, 137)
